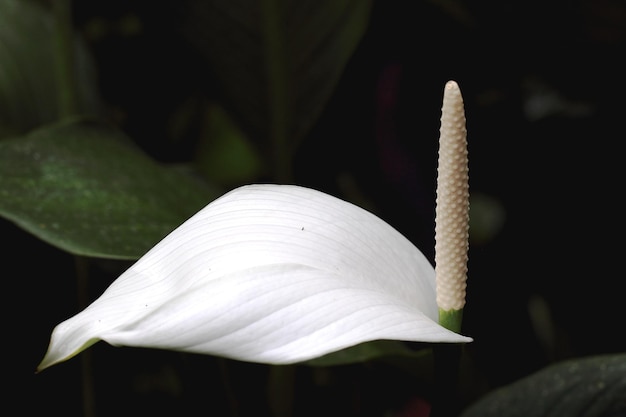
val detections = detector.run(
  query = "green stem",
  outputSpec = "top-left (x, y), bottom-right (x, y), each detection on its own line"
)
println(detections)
top-left (267, 365), bottom-right (296, 417)
top-left (431, 344), bottom-right (462, 417)
top-left (261, 0), bottom-right (292, 183)
top-left (52, 0), bottom-right (78, 119)
top-left (74, 256), bottom-right (96, 417)
top-left (432, 309), bottom-right (465, 416)
top-left (439, 308), bottom-right (464, 334)
top-left (216, 359), bottom-right (240, 417)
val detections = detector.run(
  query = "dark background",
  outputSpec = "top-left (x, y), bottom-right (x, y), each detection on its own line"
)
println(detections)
top-left (7, 0), bottom-right (625, 416)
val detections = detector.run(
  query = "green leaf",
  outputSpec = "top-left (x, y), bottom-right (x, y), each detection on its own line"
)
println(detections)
top-left (194, 103), bottom-right (264, 186)
top-left (460, 353), bottom-right (626, 417)
top-left (0, 0), bottom-right (102, 138)
top-left (0, 119), bottom-right (219, 259)
top-left (178, 0), bottom-right (373, 177)
top-left (303, 340), bottom-right (431, 367)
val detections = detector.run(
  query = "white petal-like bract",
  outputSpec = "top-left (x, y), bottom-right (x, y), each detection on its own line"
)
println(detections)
top-left (38, 184), bottom-right (471, 371)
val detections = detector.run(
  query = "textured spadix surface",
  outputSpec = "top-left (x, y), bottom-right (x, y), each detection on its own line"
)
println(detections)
top-left (38, 184), bottom-right (471, 371)
top-left (435, 80), bottom-right (469, 312)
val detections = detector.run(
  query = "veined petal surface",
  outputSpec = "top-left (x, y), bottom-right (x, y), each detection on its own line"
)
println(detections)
top-left (38, 184), bottom-right (471, 371)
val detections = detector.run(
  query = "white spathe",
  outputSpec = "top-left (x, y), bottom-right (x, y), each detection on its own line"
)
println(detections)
top-left (38, 184), bottom-right (471, 371)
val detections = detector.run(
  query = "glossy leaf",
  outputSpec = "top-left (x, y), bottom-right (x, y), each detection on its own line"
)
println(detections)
top-left (304, 340), bottom-right (431, 367)
top-left (177, 0), bottom-right (373, 168)
top-left (0, 0), bottom-right (102, 137)
top-left (0, 119), bottom-right (218, 259)
top-left (193, 103), bottom-right (264, 186)
top-left (461, 353), bottom-right (626, 417)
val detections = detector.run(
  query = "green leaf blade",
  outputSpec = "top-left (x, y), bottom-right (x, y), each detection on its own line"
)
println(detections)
top-left (0, 120), bottom-right (219, 259)
top-left (461, 353), bottom-right (626, 417)
top-left (0, 0), bottom-right (102, 137)
top-left (178, 0), bottom-right (373, 177)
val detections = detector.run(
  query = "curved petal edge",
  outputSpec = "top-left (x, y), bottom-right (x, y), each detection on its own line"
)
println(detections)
top-left (38, 184), bottom-right (471, 371)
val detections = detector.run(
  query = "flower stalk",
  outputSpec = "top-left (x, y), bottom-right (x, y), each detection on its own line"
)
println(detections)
top-left (435, 80), bottom-right (469, 334)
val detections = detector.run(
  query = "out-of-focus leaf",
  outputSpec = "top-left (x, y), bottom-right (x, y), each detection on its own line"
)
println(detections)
top-left (177, 0), bottom-right (372, 168)
top-left (469, 193), bottom-right (506, 245)
top-left (0, 0), bottom-right (102, 138)
top-left (0, 119), bottom-right (219, 259)
top-left (194, 103), bottom-right (264, 185)
top-left (460, 353), bottom-right (626, 417)
top-left (304, 340), bottom-right (431, 367)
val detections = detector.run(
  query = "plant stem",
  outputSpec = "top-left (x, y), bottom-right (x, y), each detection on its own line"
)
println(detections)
top-left (217, 358), bottom-right (240, 417)
top-left (51, 0), bottom-right (78, 119)
top-left (75, 256), bottom-right (96, 417)
top-left (261, 0), bottom-right (293, 182)
top-left (431, 344), bottom-right (462, 417)
top-left (267, 365), bottom-right (296, 417)
top-left (439, 308), bottom-right (464, 334)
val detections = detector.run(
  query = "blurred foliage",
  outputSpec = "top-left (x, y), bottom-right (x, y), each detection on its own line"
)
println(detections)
top-left (0, 0), bottom-right (373, 259)
top-left (0, 119), bottom-right (217, 259)
top-left (461, 353), bottom-right (626, 417)
top-left (0, 0), bottom-right (102, 136)
top-left (2, 0), bottom-right (625, 416)
top-left (177, 0), bottom-right (373, 181)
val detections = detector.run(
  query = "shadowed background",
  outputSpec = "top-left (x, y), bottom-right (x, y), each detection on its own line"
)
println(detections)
top-left (4, 0), bottom-right (625, 416)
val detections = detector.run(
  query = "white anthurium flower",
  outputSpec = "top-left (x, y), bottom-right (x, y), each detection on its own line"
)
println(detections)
top-left (38, 183), bottom-right (471, 371)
